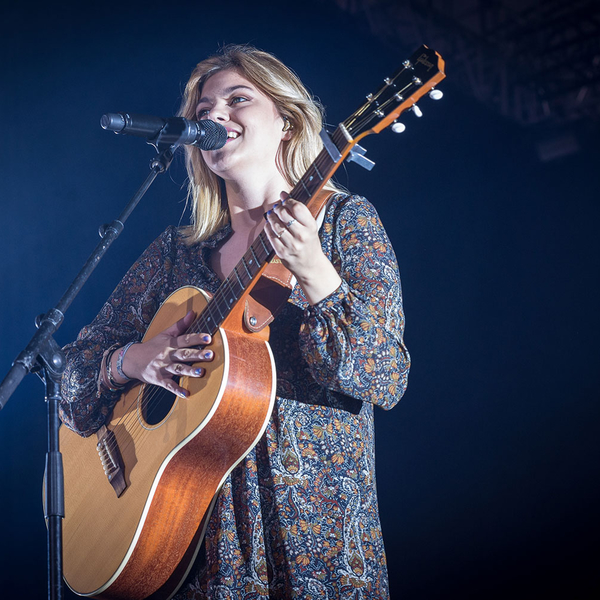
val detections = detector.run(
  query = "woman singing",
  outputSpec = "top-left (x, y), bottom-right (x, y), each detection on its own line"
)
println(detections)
top-left (60, 45), bottom-right (410, 599)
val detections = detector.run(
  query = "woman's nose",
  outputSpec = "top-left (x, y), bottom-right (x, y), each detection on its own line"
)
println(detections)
top-left (207, 104), bottom-right (229, 122)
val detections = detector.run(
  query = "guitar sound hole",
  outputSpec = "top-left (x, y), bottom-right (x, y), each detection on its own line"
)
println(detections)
top-left (142, 383), bottom-right (178, 426)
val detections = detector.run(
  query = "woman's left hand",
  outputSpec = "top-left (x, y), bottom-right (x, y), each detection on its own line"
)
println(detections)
top-left (264, 192), bottom-right (342, 305)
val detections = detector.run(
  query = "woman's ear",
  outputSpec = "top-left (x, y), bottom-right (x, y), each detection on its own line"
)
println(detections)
top-left (281, 116), bottom-right (294, 140)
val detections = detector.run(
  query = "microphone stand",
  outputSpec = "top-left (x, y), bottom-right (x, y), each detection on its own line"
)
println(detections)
top-left (0, 142), bottom-right (177, 600)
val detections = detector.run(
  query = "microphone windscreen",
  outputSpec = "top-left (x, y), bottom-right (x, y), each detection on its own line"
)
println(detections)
top-left (197, 120), bottom-right (227, 151)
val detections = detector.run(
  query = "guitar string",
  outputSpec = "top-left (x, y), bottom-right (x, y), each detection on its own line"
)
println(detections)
top-left (342, 65), bottom-right (411, 131)
top-left (347, 81), bottom-right (416, 136)
top-left (99, 144), bottom-right (342, 460)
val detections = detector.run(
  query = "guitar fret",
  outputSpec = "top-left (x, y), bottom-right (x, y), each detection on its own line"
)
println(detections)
top-left (233, 265), bottom-right (245, 287)
top-left (249, 244), bottom-right (261, 266)
top-left (300, 178), bottom-right (310, 197)
top-left (245, 251), bottom-right (258, 273)
top-left (290, 180), bottom-right (305, 203)
top-left (233, 270), bottom-right (245, 295)
top-left (202, 306), bottom-right (215, 330)
top-left (223, 277), bottom-right (235, 303)
top-left (224, 277), bottom-right (238, 306)
top-left (185, 309), bottom-right (218, 341)
top-left (317, 149), bottom-right (335, 178)
top-left (258, 233), bottom-right (271, 257)
top-left (198, 314), bottom-right (217, 336)
top-left (211, 294), bottom-right (226, 320)
top-left (240, 256), bottom-right (252, 280)
top-left (332, 129), bottom-right (346, 150)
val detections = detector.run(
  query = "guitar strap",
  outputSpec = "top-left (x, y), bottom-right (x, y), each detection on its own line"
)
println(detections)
top-left (243, 190), bottom-right (337, 333)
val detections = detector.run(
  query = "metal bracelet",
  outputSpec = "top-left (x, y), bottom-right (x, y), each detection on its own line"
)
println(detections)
top-left (106, 347), bottom-right (126, 389)
top-left (116, 341), bottom-right (137, 381)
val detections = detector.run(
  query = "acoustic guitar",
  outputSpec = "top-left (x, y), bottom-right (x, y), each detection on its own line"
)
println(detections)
top-left (59, 46), bottom-right (445, 599)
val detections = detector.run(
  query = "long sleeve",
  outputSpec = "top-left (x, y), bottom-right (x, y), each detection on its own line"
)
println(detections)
top-left (59, 227), bottom-right (180, 436)
top-left (297, 195), bottom-right (410, 410)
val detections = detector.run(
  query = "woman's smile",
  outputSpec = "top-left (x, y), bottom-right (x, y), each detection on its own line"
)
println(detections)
top-left (197, 69), bottom-right (288, 179)
top-left (225, 129), bottom-right (240, 142)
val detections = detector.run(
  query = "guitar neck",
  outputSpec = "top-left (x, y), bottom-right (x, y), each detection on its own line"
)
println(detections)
top-left (188, 44), bottom-right (446, 336)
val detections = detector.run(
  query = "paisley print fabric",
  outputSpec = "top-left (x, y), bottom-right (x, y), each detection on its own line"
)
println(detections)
top-left (60, 194), bottom-right (410, 599)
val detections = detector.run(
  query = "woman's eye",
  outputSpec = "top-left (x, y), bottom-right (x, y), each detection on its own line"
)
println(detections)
top-left (230, 96), bottom-right (248, 106)
top-left (196, 108), bottom-right (210, 119)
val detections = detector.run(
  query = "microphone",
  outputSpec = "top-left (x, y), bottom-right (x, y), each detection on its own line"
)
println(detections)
top-left (100, 113), bottom-right (227, 151)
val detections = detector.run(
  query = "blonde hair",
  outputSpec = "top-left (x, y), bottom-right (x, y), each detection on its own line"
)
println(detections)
top-left (178, 44), bottom-right (342, 244)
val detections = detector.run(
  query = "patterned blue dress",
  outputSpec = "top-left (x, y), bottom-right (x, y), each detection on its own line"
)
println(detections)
top-left (60, 193), bottom-right (410, 599)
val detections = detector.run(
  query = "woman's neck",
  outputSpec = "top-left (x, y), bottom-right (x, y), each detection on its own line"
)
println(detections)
top-left (224, 170), bottom-right (291, 234)
top-left (208, 172), bottom-right (291, 281)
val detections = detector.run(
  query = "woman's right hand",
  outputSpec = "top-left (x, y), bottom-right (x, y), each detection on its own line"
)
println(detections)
top-left (115, 310), bottom-right (214, 398)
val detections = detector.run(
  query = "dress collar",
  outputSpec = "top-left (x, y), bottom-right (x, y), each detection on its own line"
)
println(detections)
top-left (197, 221), bottom-right (233, 250)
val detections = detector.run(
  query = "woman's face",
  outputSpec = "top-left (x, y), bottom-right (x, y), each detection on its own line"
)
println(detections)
top-left (196, 69), bottom-right (289, 181)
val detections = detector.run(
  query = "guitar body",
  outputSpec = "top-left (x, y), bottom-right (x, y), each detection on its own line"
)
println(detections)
top-left (60, 286), bottom-right (277, 599)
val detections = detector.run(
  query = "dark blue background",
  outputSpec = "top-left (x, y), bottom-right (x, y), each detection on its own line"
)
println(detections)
top-left (1, 1), bottom-right (598, 598)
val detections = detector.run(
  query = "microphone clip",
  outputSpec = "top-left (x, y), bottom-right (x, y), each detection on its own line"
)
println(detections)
top-left (146, 118), bottom-right (188, 151)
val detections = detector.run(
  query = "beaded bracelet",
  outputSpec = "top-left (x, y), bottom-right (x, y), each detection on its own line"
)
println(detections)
top-left (116, 341), bottom-right (137, 381)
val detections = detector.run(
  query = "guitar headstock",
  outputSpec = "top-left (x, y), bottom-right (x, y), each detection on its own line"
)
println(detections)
top-left (343, 45), bottom-right (446, 141)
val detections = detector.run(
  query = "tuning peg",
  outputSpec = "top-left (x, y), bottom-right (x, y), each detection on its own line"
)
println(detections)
top-left (429, 89), bottom-right (443, 100)
top-left (391, 121), bottom-right (406, 133)
top-left (411, 104), bottom-right (423, 118)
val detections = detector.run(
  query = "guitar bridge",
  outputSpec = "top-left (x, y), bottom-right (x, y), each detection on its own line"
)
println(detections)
top-left (96, 425), bottom-right (127, 497)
